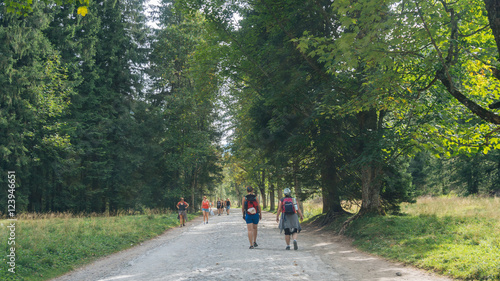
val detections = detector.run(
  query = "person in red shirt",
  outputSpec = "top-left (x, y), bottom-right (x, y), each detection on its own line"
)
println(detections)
top-left (176, 197), bottom-right (189, 227)
top-left (201, 196), bottom-right (211, 224)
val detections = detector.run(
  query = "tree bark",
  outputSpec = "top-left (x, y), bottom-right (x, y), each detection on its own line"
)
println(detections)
top-left (484, 0), bottom-right (500, 59)
top-left (259, 169), bottom-right (267, 209)
top-left (320, 156), bottom-right (343, 214)
top-left (269, 182), bottom-right (276, 211)
top-left (359, 163), bottom-right (383, 214)
top-left (293, 160), bottom-right (304, 212)
top-left (356, 109), bottom-right (384, 215)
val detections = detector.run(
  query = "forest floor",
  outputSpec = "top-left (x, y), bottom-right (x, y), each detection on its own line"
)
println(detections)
top-left (51, 211), bottom-right (453, 281)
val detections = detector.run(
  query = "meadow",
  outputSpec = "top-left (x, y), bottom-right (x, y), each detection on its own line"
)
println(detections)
top-left (0, 210), bottom-right (198, 281)
top-left (325, 196), bottom-right (500, 280)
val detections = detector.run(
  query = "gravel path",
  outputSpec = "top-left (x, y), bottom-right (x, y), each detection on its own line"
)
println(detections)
top-left (52, 211), bottom-right (453, 281)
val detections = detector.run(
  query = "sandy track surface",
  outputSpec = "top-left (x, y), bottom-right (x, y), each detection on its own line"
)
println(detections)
top-left (51, 211), bottom-right (453, 281)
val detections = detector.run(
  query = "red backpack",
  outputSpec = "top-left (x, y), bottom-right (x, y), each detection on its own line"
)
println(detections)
top-left (281, 197), bottom-right (296, 214)
top-left (245, 194), bottom-right (258, 214)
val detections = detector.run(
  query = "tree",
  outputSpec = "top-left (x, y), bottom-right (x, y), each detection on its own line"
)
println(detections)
top-left (147, 1), bottom-right (223, 210)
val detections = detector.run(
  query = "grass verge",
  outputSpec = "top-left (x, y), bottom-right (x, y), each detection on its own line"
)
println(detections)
top-left (0, 212), bottom-right (199, 281)
top-left (320, 196), bottom-right (500, 280)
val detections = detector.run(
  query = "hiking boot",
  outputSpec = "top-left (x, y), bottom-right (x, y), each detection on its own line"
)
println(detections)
top-left (254, 242), bottom-right (258, 247)
top-left (249, 246), bottom-right (254, 249)
top-left (286, 245), bottom-right (290, 250)
top-left (293, 240), bottom-right (298, 250)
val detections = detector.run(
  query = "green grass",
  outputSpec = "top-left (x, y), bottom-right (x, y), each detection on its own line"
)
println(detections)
top-left (327, 196), bottom-right (500, 280)
top-left (0, 211), bottom-right (199, 281)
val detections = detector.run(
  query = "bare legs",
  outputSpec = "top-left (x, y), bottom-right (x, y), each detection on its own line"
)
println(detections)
top-left (285, 232), bottom-right (298, 248)
top-left (246, 223), bottom-right (258, 246)
top-left (203, 210), bottom-right (209, 224)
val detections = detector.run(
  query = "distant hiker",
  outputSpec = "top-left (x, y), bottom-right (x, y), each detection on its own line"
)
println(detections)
top-left (276, 188), bottom-right (304, 250)
top-left (201, 196), bottom-right (211, 224)
top-left (217, 198), bottom-right (223, 216)
top-left (176, 197), bottom-right (189, 227)
top-left (242, 186), bottom-right (261, 249)
top-left (225, 198), bottom-right (231, 215)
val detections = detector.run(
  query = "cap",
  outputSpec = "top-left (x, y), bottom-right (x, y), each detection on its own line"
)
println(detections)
top-left (283, 188), bottom-right (291, 196)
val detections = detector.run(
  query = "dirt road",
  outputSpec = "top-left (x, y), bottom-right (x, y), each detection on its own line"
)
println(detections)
top-left (52, 211), bottom-right (452, 281)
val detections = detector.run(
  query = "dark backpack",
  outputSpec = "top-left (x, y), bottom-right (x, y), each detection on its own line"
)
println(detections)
top-left (245, 194), bottom-right (258, 214)
top-left (281, 197), bottom-right (296, 214)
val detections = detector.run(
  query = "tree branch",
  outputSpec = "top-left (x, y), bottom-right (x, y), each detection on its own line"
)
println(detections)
top-left (416, 1), bottom-right (500, 124)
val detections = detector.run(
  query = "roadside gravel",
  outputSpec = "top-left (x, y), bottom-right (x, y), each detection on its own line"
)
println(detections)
top-left (51, 211), bottom-right (453, 281)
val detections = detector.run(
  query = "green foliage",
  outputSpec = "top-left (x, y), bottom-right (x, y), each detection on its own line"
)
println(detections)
top-left (410, 150), bottom-right (500, 196)
top-left (146, 1), bottom-right (223, 208)
top-left (0, 0), bottom-right (224, 214)
top-left (3, 0), bottom-right (90, 17)
top-left (296, 0), bottom-right (500, 154)
top-left (0, 212), bottom-right (196, 280)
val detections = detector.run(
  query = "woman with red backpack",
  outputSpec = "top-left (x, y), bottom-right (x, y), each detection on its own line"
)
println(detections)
top-left (242, 186), bottom-right (261, 249)
top-left (276, 188), bottom-right (304, 250)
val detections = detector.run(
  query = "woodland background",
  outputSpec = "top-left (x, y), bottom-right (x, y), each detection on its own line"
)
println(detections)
top-left (2, 0), bottom-right (500, 219)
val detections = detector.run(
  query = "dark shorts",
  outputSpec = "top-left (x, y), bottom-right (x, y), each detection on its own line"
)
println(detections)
top-left (284, 228), bottom-right (298, 235)
top-left (178, 210), bottom-right (187, 220)
top-left (245, 213), bottom-right (259, 224)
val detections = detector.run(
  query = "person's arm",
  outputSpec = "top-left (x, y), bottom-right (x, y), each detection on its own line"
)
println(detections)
top-left (276, 200), bottom-right (282, 223)
top-left (256, 197), bottom-right (262, 219)
top-left (242, 197), bottom-right (246, 219)
top-left (176, 202), bottom-right (180, 209)
top-left (296, 197), bottom-right (304, 221)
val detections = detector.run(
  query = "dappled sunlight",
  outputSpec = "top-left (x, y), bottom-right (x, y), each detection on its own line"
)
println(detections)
top-left (98, 275), bottom-right (140, 281)
top-left (346, 256), bottom-right (378, 262)
top-left (402, 196), bottom-right (500, 220)
top-left (311, 242), bottom-right (333, 247)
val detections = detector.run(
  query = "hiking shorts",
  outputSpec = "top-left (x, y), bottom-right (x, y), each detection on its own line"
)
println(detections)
top-left (284, 228), bottom-right (298, 235)
top-left (178, 210), bottom-right (187, 220)
top-left (202, 208), bottom-right (210, 212)
top-left (245, 213), bottom-right (260, 224)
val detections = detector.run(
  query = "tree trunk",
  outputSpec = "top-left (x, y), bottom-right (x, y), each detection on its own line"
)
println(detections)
top-left (293, 160), bottom-right (304, 212)
top-left (484, 0), bottom-right (500, 60)
top-left (277, 183), bottom-right (282, 203)
top-left (269, 182), bottom-right (275, 211)
top-left (359, 163), bottom-right (383, 215)
top-left (356, 109), bottom-right (384, 215)
top-left (259, 169), bottom-right (267, 209)
top-left (191, 170), bottom-right (197, 212)
top-left (321, 156), bottom-right (343, 214)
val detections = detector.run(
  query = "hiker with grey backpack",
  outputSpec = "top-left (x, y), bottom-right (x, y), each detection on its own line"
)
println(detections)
top-left (276, 188), bottom-right (304, 250)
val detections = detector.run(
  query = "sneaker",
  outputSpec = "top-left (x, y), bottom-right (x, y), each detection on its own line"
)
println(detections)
top-left (254, 242), bottom-right (258, 247)
top-left (293, 240), bottom-right (298, 250)
top-left (249, 246), bottom-right (254, 249)
top-left (286, 245), bottom-right (290, 250)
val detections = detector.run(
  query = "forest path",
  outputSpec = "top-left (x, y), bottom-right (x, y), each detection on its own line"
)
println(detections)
top-left (52, 211), bottom-right (452, 281)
